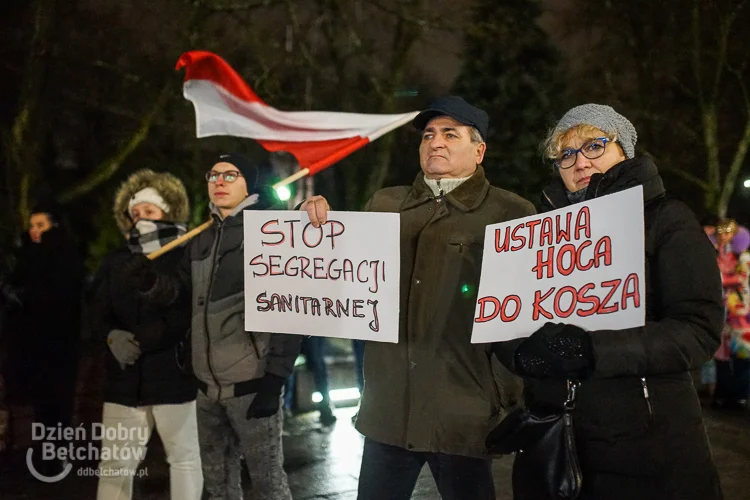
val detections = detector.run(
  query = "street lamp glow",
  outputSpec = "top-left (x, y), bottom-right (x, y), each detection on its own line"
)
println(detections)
top-left (276, 186), bottom-right (292, 201)
top-left (744, 179), bottom-right (750, 188)
top-left (312, 388), bottom-right (361, 403)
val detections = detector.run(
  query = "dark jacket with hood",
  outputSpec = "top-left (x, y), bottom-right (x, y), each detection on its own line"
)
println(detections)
top-left (505, 157), bottom-right (723, 500)
top-left (150, 188), bottom-right (301, 401)
top-left (90, 169), bottom-right (196, 407)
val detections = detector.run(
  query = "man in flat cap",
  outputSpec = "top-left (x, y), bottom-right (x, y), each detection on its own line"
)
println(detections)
top-left (302, 96), bottom-right (536, 499)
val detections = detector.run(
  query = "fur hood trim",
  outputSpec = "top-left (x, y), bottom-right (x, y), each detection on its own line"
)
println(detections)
top-left (113, 169), bottom-right (189, 233)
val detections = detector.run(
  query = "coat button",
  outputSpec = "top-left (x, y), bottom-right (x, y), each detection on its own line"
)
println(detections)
top-left (415, 279), bottom-right (421, 285)
top-left (410, 362), bottom-right (416, 369)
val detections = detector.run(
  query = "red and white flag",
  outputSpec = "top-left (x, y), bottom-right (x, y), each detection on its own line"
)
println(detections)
top-left (176, 51), bottom-right (419, 175)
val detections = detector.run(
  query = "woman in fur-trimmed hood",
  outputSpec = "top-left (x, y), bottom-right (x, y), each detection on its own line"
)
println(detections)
top-left (90, 169), bottom-right (202, 500)
top-left (113, 168), bottom-right (190, 234)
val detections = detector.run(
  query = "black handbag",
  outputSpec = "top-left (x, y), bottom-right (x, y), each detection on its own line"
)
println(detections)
top-left (486, 380), bottom-right (582, 500)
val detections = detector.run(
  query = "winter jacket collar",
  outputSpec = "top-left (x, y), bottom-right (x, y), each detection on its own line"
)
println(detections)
top-left (403, 166), bottom-right (490, 212)
top-left (541, 156), bottom-right (665, 211)
top-left (209, 193), bottom-right (262, 222)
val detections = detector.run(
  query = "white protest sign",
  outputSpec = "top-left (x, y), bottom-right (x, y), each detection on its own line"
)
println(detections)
top-left (471, 186), bottom-right (645, 343)
top-left (243, 210), bottom-right (400, 342)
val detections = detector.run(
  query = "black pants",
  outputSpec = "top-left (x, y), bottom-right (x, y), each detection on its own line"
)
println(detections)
top-left (715, 357), bottom-right (750, 405)
top-left (357, 437), bottom-right (496, 500)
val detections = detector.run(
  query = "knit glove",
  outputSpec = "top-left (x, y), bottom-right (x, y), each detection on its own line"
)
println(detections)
top-left (107, 329), bottom-right (141, 367)
top-left (514, 322), bottom-right (594, 380)
top-left (246, 374), bottom-right (286, 419)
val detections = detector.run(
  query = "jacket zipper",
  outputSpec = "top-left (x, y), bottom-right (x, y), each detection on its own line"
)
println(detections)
top-left (640, 377), bottom-right (654, 424)
top-left (204, 221), bottom-right (223, 396)
top-left (542, 190), bottom-right (555, 209)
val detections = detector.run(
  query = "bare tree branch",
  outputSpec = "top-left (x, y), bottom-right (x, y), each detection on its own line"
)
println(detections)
top-left (718, 116), bottom-right (750, 216)
top-left (9, 0), bottom-right (57, 226)
top-left (727, 63), bottom-right (750, 116)
top-left (207, 0), bottom-right (278, 12)
top-left (57, 83), bottom-right (172, 202)
top-left (58, 88), bottom-right (192, 132)
top-left (647, 150), bottom-right (710, 191)
top-left (639, 111), bottom-right (702, 143)
top-left (710, 16), bottom-right (731, 102)
top-left (691, 0), bottom-right (705, 106)
top-left (668, 74), bottom-right (696, 100)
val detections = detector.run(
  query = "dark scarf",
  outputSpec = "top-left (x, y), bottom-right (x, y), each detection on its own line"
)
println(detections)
top-left (541, 156), bottom-right (666, 211)
top-left (566, 187), bottom-right (588, 204)
top-left (127, 220), bottom-right (187, 255)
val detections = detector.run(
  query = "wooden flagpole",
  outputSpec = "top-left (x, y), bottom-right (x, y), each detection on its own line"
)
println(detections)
top-left (147, 219), bottom-right (214, 260)
top-left (272, 168), bottom-right (310, 189)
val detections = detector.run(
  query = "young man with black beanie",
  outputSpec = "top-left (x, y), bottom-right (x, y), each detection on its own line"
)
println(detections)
top-left (123, 153), bottom-right (301, 499)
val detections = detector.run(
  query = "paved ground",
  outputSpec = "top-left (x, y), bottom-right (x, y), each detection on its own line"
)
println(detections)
top-left (0, 404), bottom-right (749, 499)
top-left (0, 343), bottom-right (748, 499)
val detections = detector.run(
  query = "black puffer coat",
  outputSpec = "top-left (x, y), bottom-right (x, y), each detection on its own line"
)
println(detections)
top-left (91, 247), bottom-right (195, 407)
top-left (499, 157), bottom-right (724, 500)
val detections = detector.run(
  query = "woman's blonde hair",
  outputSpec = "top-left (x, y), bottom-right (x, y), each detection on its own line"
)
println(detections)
top-left (716, 218), bottom-right (738, 236)
top-left (542, 124), bottom-right (618, 160)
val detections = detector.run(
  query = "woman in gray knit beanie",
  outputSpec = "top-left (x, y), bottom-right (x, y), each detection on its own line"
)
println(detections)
top-left (489, 104), bottom-right (724, 500)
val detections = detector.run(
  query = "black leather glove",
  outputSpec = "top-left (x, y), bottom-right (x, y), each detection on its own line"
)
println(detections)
top-left (514, 323), bottom-right (594, 380)
top-left (246, 374), bottom-right (286, 419)
top-left (119, 254), bottom-right (156, 292)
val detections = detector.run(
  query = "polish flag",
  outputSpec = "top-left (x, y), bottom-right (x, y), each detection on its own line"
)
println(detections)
top-left (176, 51), bottom-right (419, 176)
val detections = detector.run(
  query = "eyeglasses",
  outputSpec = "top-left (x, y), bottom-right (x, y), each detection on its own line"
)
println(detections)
top-left (555, 137), bottom-right (610, 169)
top-left (205, 170), bottom-right (243, 183)
top-left (716, 225), bottom-right (737, 235)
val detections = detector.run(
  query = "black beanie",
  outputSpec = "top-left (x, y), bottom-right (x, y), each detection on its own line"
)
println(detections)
top-left (216, 153), bottom-right (258, 190)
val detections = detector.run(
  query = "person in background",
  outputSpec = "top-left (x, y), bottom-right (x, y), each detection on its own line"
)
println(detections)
top-left (91, 169), bottom-right (202, 500)
top-left (122, 153), bottom-right (301, 499)
top-left (491, 104), bottom-right (724, 499)
top-left (350, 339), bottom-right (365, 422)
top-left (10, 201), bottom-right (83, 475)
top-left (284, 336), bottom-right (337, 426)
top-left (711, 217), bottom-right (750, 410)
top-left (302, 96), bottom-right (536, 500)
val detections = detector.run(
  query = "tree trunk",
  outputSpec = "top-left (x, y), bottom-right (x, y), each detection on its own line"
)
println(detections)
top-left (717, 117), bottom-right (750, 217)
top-left (8, 0), bottom-right (57, 227)
top-left (701, 106), bottom-right (722, 214)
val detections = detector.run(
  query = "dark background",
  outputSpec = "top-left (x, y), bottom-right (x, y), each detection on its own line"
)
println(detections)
top-left (3, 0), bottom-right (750, 272)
